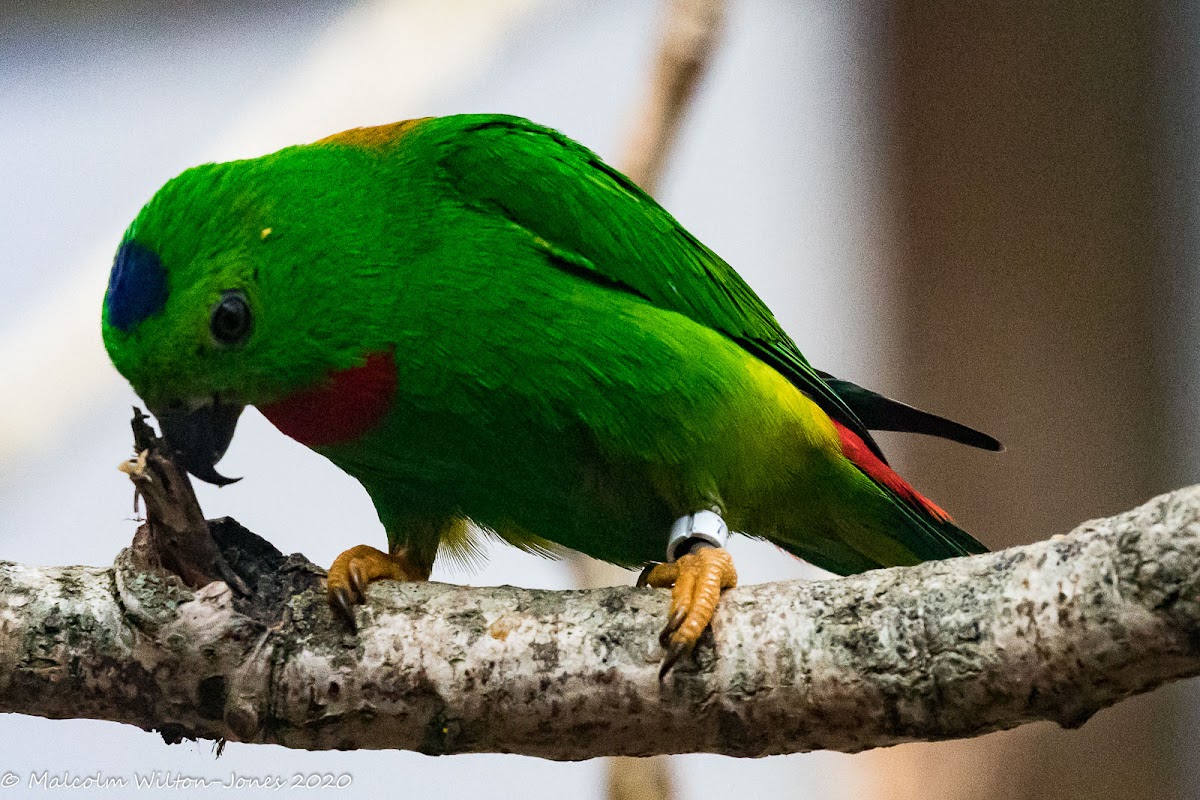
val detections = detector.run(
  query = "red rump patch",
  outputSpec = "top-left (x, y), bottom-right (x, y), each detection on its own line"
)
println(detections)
top-left (258, 350), bottom-right (396, 448)
top-left (832, 420), bottom-right (952, 522)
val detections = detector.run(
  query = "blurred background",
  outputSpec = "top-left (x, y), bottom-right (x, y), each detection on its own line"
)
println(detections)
top-left (0, 0), bottom-right (1197, 798)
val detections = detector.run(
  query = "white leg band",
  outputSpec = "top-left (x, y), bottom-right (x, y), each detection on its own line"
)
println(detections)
top-left (666, 509), bottom-right (729, 562)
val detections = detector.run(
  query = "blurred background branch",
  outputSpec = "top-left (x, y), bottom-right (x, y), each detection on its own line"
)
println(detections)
top-left (619, 0), bottom-right (726, 194)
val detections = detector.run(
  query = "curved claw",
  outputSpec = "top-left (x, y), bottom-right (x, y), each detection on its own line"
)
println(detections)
top-left (330, 586), bottom-right (358, 632)
top-left (326, 544), bottom-right (429, 632)
top-left (349, 562), bottom-right (368, 603)
top-left (659, 606), bottom-right (688, 647)
top-left (636, 562), bottom-right (662, 588)
top-left (642, 547), bottom-right (737, 678)
top-left (660, 638), bottom-right (696, 680)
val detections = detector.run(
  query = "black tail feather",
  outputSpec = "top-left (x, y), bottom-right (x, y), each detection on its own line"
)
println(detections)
top-left (818, 371), bottom-right (1003, 452)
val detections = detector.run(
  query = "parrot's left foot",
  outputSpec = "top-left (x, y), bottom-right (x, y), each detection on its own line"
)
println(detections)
top-left (640, 542), bottom-right (737, 679)
top-left (327, 544), bottom-right (430, 631)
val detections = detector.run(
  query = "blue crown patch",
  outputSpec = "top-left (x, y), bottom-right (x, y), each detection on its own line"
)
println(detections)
top-left (105, 240), bottom-right (168, 332)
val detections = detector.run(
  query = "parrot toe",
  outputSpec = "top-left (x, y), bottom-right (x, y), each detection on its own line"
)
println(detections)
top-left (641, 546), bottom-right (737, 678)
top-left (326, 544), bottom-right (429, 630)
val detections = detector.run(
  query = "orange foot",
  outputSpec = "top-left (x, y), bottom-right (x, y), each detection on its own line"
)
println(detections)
top-left (639, 546), bottom-right (737, 678)
top-left (327, 544), bottom-right (430, 631)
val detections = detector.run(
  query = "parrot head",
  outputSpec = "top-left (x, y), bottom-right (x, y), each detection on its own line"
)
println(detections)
top-left (102, 146), bottom-right (405, 485)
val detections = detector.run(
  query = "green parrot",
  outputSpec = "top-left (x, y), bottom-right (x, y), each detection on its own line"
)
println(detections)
top-left (102, 114), bottom-right (999, 674)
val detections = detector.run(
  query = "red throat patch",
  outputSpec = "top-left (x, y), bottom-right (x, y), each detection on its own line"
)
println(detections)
top-left (832, 419), bottom-right (952, 523)
top-left (257, 350), bottom-right (397, 448)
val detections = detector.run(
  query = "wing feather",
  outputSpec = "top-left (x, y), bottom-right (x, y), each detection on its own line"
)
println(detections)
top-left (435, 115), bottom-right (884, 458)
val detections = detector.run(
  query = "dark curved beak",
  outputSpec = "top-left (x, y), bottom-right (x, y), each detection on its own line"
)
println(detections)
top-left (152, 399), bottom-right (245, 486)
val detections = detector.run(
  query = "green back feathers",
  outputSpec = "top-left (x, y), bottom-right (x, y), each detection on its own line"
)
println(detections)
top-left (413, 115), bottom-right (985, 565)
top-left (425, 115), bottom-right (885, 459)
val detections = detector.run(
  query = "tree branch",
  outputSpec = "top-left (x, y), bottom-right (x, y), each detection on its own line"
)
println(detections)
top-left (620, 0), bottom-right (726, 193)
top-left (3, 482), bottom-right (1198, 758)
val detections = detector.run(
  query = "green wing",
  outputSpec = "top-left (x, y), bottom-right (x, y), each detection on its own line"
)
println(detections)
top-left (434, 114), bottom-right (886, 460)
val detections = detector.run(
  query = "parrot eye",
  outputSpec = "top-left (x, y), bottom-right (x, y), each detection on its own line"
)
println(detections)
top-left (209, 291), bottom-right (252, 347)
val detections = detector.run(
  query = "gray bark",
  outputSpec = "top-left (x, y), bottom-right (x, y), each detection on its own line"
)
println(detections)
top-left (1, 487), bottom-right (1198, 759)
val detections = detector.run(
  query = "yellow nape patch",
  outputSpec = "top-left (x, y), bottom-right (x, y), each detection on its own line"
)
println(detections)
top-left (315, 118), bottom-right (433, 150)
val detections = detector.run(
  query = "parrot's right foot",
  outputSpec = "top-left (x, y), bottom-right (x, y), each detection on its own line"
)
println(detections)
top-left (639, 508), bottom-right (737, 678)
top-left (327, 544), bottom-right (429, 631)
top-left (640, 546), bottom-right (737, 678)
